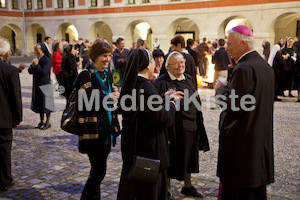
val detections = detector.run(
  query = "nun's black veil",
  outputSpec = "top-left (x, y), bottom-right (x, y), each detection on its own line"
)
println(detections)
top-left (120, 49), bottom-right (151, 99)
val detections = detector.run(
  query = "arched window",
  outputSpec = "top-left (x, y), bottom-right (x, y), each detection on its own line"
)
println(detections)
top-left (104, 0), bottom-right (110, 6)
top-left (37, 0), bottom-right (43, 9)
top-left (27, 0), bottom-right (32, 9)
top-left (12, 0), bottom-right (18, 9)
top-left (58, 0), bottom-right (63, 8)
top-left (69, 0), bottom-right (74, 7)
top-left (91, 0), bottom-right (97, 7)
top-left (128, 0), bottom-right (135, 4)
top-left (0, 0), bottom-right (6, 8)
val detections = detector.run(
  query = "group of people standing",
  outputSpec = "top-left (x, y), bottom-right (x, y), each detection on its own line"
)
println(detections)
top-left (71, 25), bottom-right (275, 200)
top-left (267, 36), bottom-right (300, 102)
top-left (1, 24), bottom-right (278, 200)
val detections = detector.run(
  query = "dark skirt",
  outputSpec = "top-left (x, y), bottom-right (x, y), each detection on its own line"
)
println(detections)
top-left (168, 130), bottom-right (199, 180)
top-left (220, 183), bottom-right (267, 200)
top-left (294, 76), bottom-right (300, 91)
top-left (31, 85), bottom-right (54, 114)
top-left (117, 168), bottom-right (168, 200)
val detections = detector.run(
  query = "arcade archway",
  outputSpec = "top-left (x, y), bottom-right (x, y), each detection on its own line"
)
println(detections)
top-left (88, 21), bottom-right (113, 44)
top-left (0, 24), bottom-right (23, 55)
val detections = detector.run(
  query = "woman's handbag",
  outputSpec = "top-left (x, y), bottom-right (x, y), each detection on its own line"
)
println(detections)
top-left (61, 69), bottom-right (90, 134)
top-left (61, 88), bottom-right (78, 134)
top-left (128, 87), bottom-right (161, 183)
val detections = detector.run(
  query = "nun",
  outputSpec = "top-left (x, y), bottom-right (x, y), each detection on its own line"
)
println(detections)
top-left (154, 51), bottom-right (210, 198)
top-left (268, 44), bottom-right (287, 101)
top-left (28, 43), bottom-right (53, 130)
top-left (117, 49), bottom-right (182, 200)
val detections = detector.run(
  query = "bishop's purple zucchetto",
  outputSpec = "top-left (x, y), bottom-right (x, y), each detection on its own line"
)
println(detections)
top-left (232, 25), bottom-right (253, 37)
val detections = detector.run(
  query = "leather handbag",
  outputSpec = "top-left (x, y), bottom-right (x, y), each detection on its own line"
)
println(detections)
top-left (128, 86), bottom-right (161, 183)
top-left (61, 88), bottom-right (78, 134)
top-left (129, 156), bottom-right (160, 183)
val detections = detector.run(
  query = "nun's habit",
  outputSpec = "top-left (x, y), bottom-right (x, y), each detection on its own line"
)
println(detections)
top-left (28, 43), bottom-right (54, 113)
top-left (154, 52), bottom-right (210, 181)
top-left (117, 49), bottom-right (176, 200)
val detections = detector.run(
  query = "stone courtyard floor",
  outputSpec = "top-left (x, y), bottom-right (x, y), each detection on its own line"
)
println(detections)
top-left (0, 57), bottom-right (299, 200)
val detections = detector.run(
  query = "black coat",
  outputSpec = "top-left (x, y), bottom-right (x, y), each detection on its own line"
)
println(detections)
top-left (216, 51), bottom-right (275, 188)
top-left (121, 76), bottom-right (176, 171)
top-left (60, 54), bottom-right (78, 99)
top-left (112, 48), bottom-right (130, 77)
top-left (73, 66), bottom-right (117, 153)
top-left (212, 47), bottom-right (229, 71)
top-left (282, 46), bottom-right (296, 71)
top-left (187, 46), bottom-right (198, 67)
top-left (28, 55), bottom-right (53, 113)
top-left (262, 41), bottom-right (270, 56)
top-left (0, 59), bottom-right (22, 128)
top-left (154, 73), bottom-right (209, 180)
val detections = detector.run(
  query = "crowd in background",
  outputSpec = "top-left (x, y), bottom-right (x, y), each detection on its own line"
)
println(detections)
top-left (0, 28), bottom-right (299, 199)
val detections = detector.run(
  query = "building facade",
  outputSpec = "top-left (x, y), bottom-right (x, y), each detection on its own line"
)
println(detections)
top-left (0, 0), bottom-right (300, 56)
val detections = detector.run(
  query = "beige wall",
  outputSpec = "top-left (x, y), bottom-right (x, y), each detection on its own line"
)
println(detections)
top-left (0, 1), bottom-right (300, 55)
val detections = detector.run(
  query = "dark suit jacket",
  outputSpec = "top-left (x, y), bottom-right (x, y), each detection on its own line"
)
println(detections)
top-left (0, 59), bottom-right (22, 128)
top-left (216, 51), bottom-right (275, 188)
top-left (187, 46), bottom-right (198, 66)
top-left (112, 48), bottom-right (130, 77)
top-left (212, 47), bottom-right (229, 71)
top-left (262, 41), bottom-right (270, 56)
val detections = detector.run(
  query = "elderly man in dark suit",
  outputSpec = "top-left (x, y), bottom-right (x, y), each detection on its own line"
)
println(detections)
top-left (262, 39), bottom-right (270, 61)
top-left (0, 40), bottom-right (22, 191)
top-left (215, 25), bottom-right (275, 200)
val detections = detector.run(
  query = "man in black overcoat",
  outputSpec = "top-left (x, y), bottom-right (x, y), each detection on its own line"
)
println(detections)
top-left (262, 39), bottom-right (270, 61)
top-left (215, 25), bottom-right (275, 200)
top-left (0, 40), bottom-right (22, 191)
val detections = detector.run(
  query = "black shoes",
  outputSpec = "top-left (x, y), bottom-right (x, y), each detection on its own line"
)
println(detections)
top-left (35, 122), bottom-right (44, 129)
top-left (41, 123), bottom-right (51, 130)
top-left (0, 180), bottom-right (15, 191)
top-left (295, 99), bottom-right (300, 103)
top-left (181, 186), bottom-right (203, 198)
top-left (36, 123), bottom-right (51, 130)
top-left (289, 94), bottom-right (295, 97)
top-left (274, 97), bottom-right (282, 101)
top-left (167, 191), bottom-right (173, 200)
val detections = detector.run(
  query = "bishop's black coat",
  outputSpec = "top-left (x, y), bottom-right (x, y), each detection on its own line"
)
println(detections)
top-left (154, 73), bottom-right (209, 180)
top-left (216, 51), bottom-right (275, 188)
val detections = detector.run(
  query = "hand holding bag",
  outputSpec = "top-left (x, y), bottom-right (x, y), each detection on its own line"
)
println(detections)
top-left (128, 86), bottom-right (161, 183)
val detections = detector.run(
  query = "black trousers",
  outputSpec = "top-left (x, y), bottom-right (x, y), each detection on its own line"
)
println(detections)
top-left (221, 183), bottom-right (267, 200)
top-left (0, 128), bottom-right (13, 188)
top-left (80, 144), bottom-right (111, 200)
top-left (199, 58), bottom-right (208, 76)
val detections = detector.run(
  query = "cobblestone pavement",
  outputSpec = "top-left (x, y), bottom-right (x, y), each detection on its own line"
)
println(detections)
top-left (0, 58), bottom-right (299, 200)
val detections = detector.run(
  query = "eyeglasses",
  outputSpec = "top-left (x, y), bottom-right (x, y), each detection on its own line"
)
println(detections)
top-left (169, 61), bottom-right (186, 66)
top-left (225, 41), bottom-right (240, 48)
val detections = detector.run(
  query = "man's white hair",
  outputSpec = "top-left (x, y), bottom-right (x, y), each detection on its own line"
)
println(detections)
top-left (0, 39), bottom-right (11, 56)
top-left (227, 29), bottom-right (254, 49)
